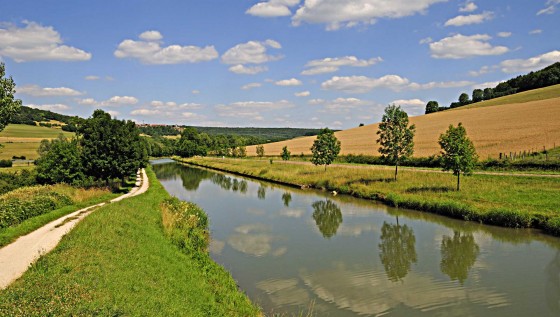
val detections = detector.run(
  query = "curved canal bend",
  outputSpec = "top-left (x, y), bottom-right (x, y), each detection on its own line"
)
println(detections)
top-left (152, 159), bottom-right (560, 317)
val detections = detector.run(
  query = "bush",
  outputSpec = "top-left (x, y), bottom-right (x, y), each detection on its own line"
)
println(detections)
top-left (544, 217), bottom-right (560, 236)
top-left (483, 208), bottom-right (534, 228)
top-left (0, 160), bottom-right (12, 168)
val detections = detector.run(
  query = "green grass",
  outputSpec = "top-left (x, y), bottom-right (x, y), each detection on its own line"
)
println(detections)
top-left (0, 167), bottom-right (260, 316)
top-left (0, 124), bottom-right (74, 139)
top-left (183, 157), bottom-right (560, 235)
top-left (0, 142), bottom-right (42, 160)
top-left (459, 84), bottom-right (560, 109)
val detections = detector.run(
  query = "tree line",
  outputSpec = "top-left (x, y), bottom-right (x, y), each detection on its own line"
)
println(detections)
top-left (425, 62), bottom-right (560, 114)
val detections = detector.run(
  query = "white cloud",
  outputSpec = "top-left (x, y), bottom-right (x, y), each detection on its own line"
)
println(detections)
top-left (497, 32), bottom-right (512, 38)
top-left (78, 98), bottom-right (97, 105)
top-left (321, 75), bottom-right (410, 93)
top-left (138, 30), bottom-right (163, 41)
top-left (78, 96), bottom-right (139, 107)
top-left (246, 0), bottom-right (300, 17)
top-left (459, 2), bottom-right (477, 12)
top-left (18, 85), bottom-right (83, 97)
top-left (537, 0), bottom-right (560, 15)
top-left (216, 100), bottom-right (294, 119)
top-left (419, 37), bottom-right (433, 44)
top-left (0, 21), bottom-right (91, 62)
top-left (444, 12), bottom-right (493, 27)
top-left (150, 100), bottom-right (202, 110)
top-left (471, 81), bottom-right (501, 90)
top-left (131, 109), bottom-right (161, 116)
top-left (191, 90), bottom-right (200, 94)
top-left (222, 40), bottom-right (282, 65)
top-left (529, 29), bottom-right (543, 35)
top-left (182, 112), bottom-right (206, 120)
top-left (468, 65), bottom-right (493, 77)
top-left (308, 99), bottom-right (325, 105)
top-left (302, 56), bottom-right (382, 75)
top-left (320, 97), bottom-right (374, 114)
top-left (26, 103), bottom-right (70, 111)
top-left (114, 31), bottom-right (218, 64)
top-left (106, 110), bottom-right (120, 118)
top-left (291, 0), bottom-right (446, 30)
top-left (500, 50), bottom-right (560, 73)
top-left (241, 82), bottom-right (262, 90)
top-left (429, 34), bottom-right (509, 59)
top-left (391, 99), bottom-right (425, 107)
top-left (322, 75), bottom-right (473, 93)
top-left (85, 75), bottom-right (100, 81)
top-left (275, 78), bottom-right (302, 86)
top-left (295, 91), bottom-right (310, 97)
top-left (229, 64), bottom-right (268, 74)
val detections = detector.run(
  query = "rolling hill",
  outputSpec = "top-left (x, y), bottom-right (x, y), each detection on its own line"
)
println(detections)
top-left (247, 84), bottom-right (560, 159)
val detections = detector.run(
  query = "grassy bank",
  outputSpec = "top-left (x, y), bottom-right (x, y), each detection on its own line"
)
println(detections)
top-left (0, 167), bottom-right (260, 316)
top-left (182, 157), bottom-right (560, 236)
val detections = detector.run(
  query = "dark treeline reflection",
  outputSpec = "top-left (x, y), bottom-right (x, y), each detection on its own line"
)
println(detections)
top-left (257, 185), bottom-right (266, 200)
top-left (379, 219), bottom-right (417, 282)
top-left (282, 192), bottom-right (292, 207)
top-left (440, 231), bottom-right (480, 284)
top-left (312, 200), bottom-right (342, 238)
top-left (211, 174), bottom-right (248, 194)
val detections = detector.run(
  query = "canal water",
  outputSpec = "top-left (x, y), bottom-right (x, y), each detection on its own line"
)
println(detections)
top-left (152, 159), bottom-right (560, 316)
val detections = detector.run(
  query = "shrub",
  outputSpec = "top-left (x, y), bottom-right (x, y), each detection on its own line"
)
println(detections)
top-left (0, 160), bottom-right (12, 168)
top-left (483, 208), bottom-right (534, 228)
top-left (544, 217), bottom-right (560, 236)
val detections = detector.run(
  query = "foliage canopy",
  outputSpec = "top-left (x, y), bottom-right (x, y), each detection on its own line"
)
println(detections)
top-left (310, 128), bottom-right (341, 170)
top-left (438, 123), bottom-right (478, 191)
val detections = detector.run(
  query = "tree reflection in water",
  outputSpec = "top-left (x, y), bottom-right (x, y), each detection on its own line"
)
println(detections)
top-left (257, 185), bottom-right (266, 200)
top-left (379, 220), bottom-right (417, 282)
top-left (440, 231), bottom-right (479, 284)
top-left (312, 200), bottom-right (342, 238)
top-left (282, 192), bottom-right (292, 207)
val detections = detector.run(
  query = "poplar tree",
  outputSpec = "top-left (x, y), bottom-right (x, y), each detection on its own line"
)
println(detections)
top-left (438, 123), bottom-right (478, 191)
top-left (310, 128), bottom-right (341, 171)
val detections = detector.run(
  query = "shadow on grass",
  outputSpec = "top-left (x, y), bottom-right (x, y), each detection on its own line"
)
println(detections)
top-left (347, 178), bottom-right (396, 185)
top-left (406, 186), bottom-right (454, 194)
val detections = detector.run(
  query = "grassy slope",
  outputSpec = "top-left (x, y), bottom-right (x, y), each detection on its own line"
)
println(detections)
top-left (0, 168), bottom-right (260, 317)
top-left (0, 124), bottom-right (75, 160)
top-left (0, 124), bottom-right (74, 139)
top-left (247, 85), bottom-right (560, 159)
top-left (183, 158), bottom-right (560, 234)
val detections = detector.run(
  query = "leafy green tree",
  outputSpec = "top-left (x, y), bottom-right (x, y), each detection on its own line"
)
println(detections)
top-left (378, 221), bottom-right (417, 282)
top-left (459, 92), bottom-right (470, 105)
top-left (281, 145), bottom-right (291, 161)
top-left (376, 105), bottom-right (416, 181)
top-left (483, 87), bottom-right (494, 100)
top-left (425, 101), bottom-right (439, 114)
top-left (176, 127), bottom-right (207, 157)
top-left (36, 135), bottom-right (84, 184)
top-left (0, 63), bottom-right (22, 133)
top-left (312, 200), bottom-right (342, 238)
top-left (440, 231), bottom-right (479, 284)
top-left (310, 128), bottom-right (341, 170)
top-left (256, 145), bottom-right (265, 158)
top-left (438, 123), bottom-right (478, 191)
top-left (472, 89), bottom-right (484, 103)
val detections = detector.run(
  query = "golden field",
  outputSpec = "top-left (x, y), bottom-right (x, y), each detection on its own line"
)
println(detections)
top-left (248, 93), bottom-right (560, 159)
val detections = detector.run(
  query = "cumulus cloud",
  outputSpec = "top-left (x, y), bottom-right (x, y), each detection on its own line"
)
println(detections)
top-left (216, 100), bottom-right (294, 120)
top-left (18, 85), bottom-right (83, 97)
top-left (321, 75), bottom-right (473, 93)
top-left (114, 31), bottom-right (218, 64)
top-left (295, 91), bottom-right (310, 97)
top-left (468, 65), bottom-right (493, 77)
top-left (497, 32), bottom-right (512, 38)
top-left (291, 0), bottom-right (446, 30)
top-left (275, 78), bottom-right (302, 86)
top-left (419, 37), bottom-right (433, 44)
top-left (459, 2), bottom-right (478, 12)
top-left (529, 29), bottom-right (543, 35)
top-left (301, 56), bottom-right (382, 75)
top-left (246, 0), bottom-right (300, 17)
top-left (85, 75), bottom-right (100, 81)
top-left (241, 82), bottom-right (262, 90)
top-left (26, 103), bottom-right (70, 111)
top-left (471, 81), bottom-right (501, 90)
top-left (131, 109), bottom-right (161, 116)
top-left (222, 40), bottom-right (282, 65)
top-left (229, 64), bottom-right (268, 75)
top-left (537, 0), bottom-right (560, 15)
top-left (444, 12), bottom-right (493, 27)
top-left (0, 21), bottom-right (91, 62)
top-left (319, 97), bottom-right (375, 114)
top-left (391, 99), bottom-right (425, 107)
top-left (78, 96), bottom-right (139, 107)
top-left (429, 34), bottom-right (509, 59)
top-left (499, 50), bottom-right (560, 73)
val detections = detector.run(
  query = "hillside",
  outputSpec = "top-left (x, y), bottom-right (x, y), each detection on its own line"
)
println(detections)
top-left (0, 124), bottom-right (74, 160)
top-left (248, 86), bottom-right (560, 158)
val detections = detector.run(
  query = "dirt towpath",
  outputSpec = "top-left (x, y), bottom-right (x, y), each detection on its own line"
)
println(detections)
top-left (0, 168), bottom-right (149, 290)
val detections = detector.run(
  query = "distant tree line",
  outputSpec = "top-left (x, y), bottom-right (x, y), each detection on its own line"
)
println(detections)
top-left (9, 105), bottom-right (79, 126)
top-left (425, 62), bottom-right (560, 114)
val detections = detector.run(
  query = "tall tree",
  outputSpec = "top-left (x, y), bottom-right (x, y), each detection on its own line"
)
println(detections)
top-left (425, 100), bottom-right (439, 114)
top-left (472, 89), bottom-right (484, 103)
top-left (459, 92), bottom-right (470, 105)
top-left (36, 135), bottom-right (84, 184)
top-left (310, 128), bottom-right (341, 171)
top-left (281, 145), bottom-right (291, 161)
top-left (376, 105), bottom-right (416, 181)
top-left (438, 123), bottom-right (478, 191)
top-left (256, 144), bottom-right (265, 158)
top-left (0, 63), bottom-right (22, 133)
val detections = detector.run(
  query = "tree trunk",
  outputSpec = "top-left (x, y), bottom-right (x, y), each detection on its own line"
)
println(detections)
top-left (457, 173), bottom-right (460, 191)
top-left (324, 164), bottom-right (327, 171)
top-left (394, 162), bottom-right (398, 181)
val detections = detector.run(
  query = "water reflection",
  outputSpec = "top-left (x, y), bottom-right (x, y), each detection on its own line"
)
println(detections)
top-left (440, 231), bottom-right (480, 284)
top-left (257, 185), bottom-right (266, 200)
top-left (312, 200), bottom-right (343, 238)
top-left (547, 251), bottom-right (560, 313)
top-left (281, 192), bottom-right (292, 207)
top-left (379, 220), bottom-right (417, 282)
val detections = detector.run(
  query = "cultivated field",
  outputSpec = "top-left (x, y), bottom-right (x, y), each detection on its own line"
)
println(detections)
top-left (248, 86), bottom-right (560, 159)
top-left (0, 124), bottom-right (74, 160)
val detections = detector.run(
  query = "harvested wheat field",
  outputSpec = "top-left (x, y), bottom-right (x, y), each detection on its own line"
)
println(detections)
top-left (248, 96), bottom-right (560, 159)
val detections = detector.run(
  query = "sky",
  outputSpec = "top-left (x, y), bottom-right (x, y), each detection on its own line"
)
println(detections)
top-left (1, 0), bottom-right (559, 129)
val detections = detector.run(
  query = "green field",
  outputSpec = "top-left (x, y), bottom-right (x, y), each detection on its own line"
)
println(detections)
top-left (0, 168), bottom-right (260, 316)
top-left (0, 124), bottom-right (75, 160)
top-left (183, 157), bottom-right (560, 235)
top-left (459, 84), bottom-right (560, 110)
top-left (0, 124), bottom-right (74, 139)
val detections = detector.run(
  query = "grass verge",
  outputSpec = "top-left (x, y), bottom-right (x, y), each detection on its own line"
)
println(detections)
top-left (0, 167), bottom-right (260, 316)
top-left (182, 157), bottom-right (560, 236)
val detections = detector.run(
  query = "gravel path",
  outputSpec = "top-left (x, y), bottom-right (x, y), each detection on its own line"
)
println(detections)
top-left (0, 168), bottom-right (149, 290)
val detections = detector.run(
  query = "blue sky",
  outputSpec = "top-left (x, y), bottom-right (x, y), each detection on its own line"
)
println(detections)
top-left (1, 0), bottom-right (559, 129)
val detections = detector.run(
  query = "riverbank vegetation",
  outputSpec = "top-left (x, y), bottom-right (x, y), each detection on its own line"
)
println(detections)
top-left (0, 168), bottom-right (261, 316)
top-left (182, 157), bottom-right (560, 236)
